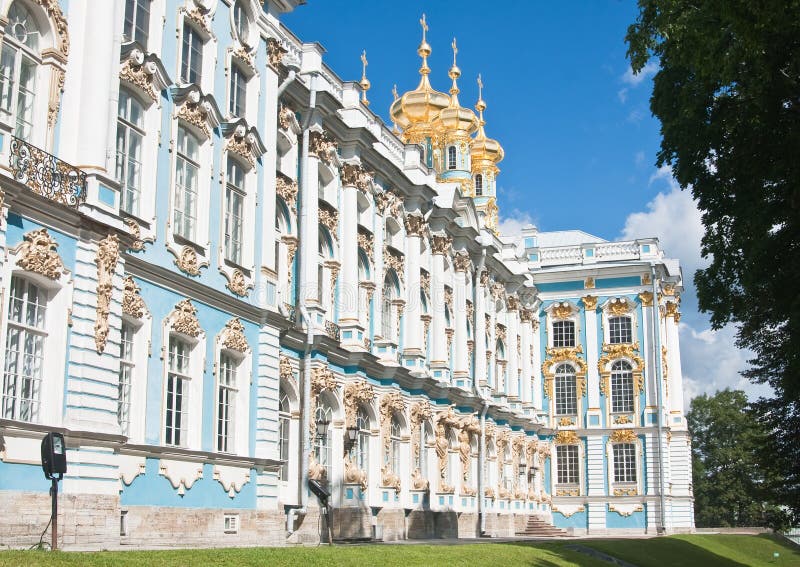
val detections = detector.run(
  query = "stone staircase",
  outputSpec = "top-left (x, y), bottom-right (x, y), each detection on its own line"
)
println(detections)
top-left (515, 516), bottom-right (570, 538)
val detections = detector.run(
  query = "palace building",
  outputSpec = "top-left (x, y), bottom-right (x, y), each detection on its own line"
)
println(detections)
top-left (0, 0), bottom-right (693, 548)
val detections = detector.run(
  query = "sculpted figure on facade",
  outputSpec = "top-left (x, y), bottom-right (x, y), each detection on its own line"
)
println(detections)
top-left (434, 407), bottom-right (459, 493)
top-left (410, 400), bottom-right (432, 490)
top-left (380, 392), bottom-right (405, 490)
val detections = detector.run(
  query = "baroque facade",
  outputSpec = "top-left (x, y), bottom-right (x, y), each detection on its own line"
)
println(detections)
top-left (0, 0), bottom-right (693, 548)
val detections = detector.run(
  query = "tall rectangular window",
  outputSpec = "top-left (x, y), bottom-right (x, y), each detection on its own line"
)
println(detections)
top-left (165, 336), bottom-right (190, 446)
top-left (123, 0), bottom-right (151, 47)
top-left (556, 445), bottom-right (579, 485)
top-left (552, 320), bottom-right (576, 348)
top-left (554, 365), bottom-right (577, 415)
top-left (180, 22), bottom-right (203, 85)
top-left (224, 160), bottom-right (245, 265)
top-left (118, 322), bottom-right (135, 435)
top-left (0, 45), bottom-right (37, 139)
top-left (2, 276), bottom-right (46, 422)
top-left (279, 392), bottom-right (290, 481)
top-left (116, 90), bottom-right (145, 216)
top-left (610, 361), bottom-right (635, 413)
top-left (609, 316), bottom-right (632, 344)
top-left (174, 126), bottom-right (199, 241)
top-left (229, 64), bottom-right (246, 117)
top-left (216, 353), bottom-right (237, 453)
top-left (613, 443), bottom-right (637, 483)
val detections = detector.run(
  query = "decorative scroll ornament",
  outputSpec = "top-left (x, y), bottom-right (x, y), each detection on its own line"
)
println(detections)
top-left (435, 407), bottom-right (460, 493)
top-left (584, 277), bottom-right (595, 289)
top-left (119, 49), bottom-right (159, 102)
top-left (491, 282), bottom-right (506, 300)
top-left (266, 37), bottom-right (287, 68)
top-left (343, 380), bottom-right (375, 428)
top-left (520, 308), bottom-right (534, 322)
top-left (276, 173), bottom-right (298, 212)
top-left (404, 213), bottom-right (425, 237)
top-left (454, 250), bottom-right (471, 272)
top-left (231, 44), bottom-right (255, 72)
top-left (171, 299), bottom-right (202, 337)
top-left (420, 270), bottom-right (430, 294)
top-left (308, 130), bottom-right (337, 165)
top-left (597, 343), bottom-right (645, 396)
top-left (495, 323), bottom-right (507, 343)
top-left (176, 245), bottom-right (201, 276)
top-left (226, 125), bottom-right (257, 167)
top-left (381, 463), bottom-right (401, 492)
top-left (124, 218), bottom-right (149, 252)
top-left (357, 228), bottom-right (374, 258)
top-left (311, 365), bottom-right (337, 395)
top-left (506, 295), bottom-right (520, 311)
top-left (551, 301), bottom-right (574, 320)
top-left (226, 269), bottom-right (251, 297)
top-left (94, 234), bottom-right (120, 353)
top-left (608, 297), bottom-right (632, 316)
top-left (341, 163), bottom-right (373, 193)
top-left (177, 90), bottom-right (215, 137)
top-left (559, 417), bottom-right (575, 427)
top-left (554, 430), bottom-right (580, 445)
top-left (665, 301), bottom-right (681, 322)
top-left (542, 346), bottom-right (587, 399)
top-left (279, 355), bottom-right (294, 382)
top-left (614, 414), bottom-right (632, 425)
top-left (122, 276), bottom-right (148, 318)
top-left (374, 191), bottom-right (390, 215)
top-left (638, 291), bottom-right (654, 307)
top-left (609, 429), bottom-right (637, 444)
top-left (343, 456), bottom-right (368, 490)
top-left (466, 300), bottom-right (474, 321)
top-left (430, 234), bottom-right (452, 256)
top-left (16, 228), bottom-right (65, 279)
top-left (582, 295), bottom-right (598, 311)
top-left (318, 203), bottom-right (338, 235)
top-left (444, 287), bottom-right (453, 312)
top-left (278, 104), bottom-right (294, 131)
top-left (222, 318), bottom-right (249, 353)
top-left (383, 246), bottom-right (405, 281)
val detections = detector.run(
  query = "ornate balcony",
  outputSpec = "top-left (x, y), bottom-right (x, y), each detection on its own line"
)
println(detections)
top-left (9, 136), bottom-right (87, 208)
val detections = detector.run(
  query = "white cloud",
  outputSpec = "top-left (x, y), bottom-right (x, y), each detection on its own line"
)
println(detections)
top-left (634, 151), bottom-right (646, 167)
top-left (621, 167), bottom-right (705, 275)
top-left (497, 209), bottom-right (535, 239)
top-left (621, 61), bottom-right (658, 86)
top-left (617, 88), bottom-right (629, 104)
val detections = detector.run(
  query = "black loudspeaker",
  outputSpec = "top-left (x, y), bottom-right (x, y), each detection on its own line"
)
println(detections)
top-left (308, 479), bottom-right (331, 504)
top-left (41, 432), bottom-right (67, 480)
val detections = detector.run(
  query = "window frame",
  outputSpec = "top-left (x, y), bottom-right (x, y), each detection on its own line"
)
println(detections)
top-left (179, 20), bottom-right (204, 86)
top-left (0, 2), bottom-right (42, 141)
top-left (554, 363), bottom-right (578, 416)
top-left (447, 145), bottom-right (457, 170)
top-left (116, 89), bottom-right (146, 217)
top-left (123, 0), bottom-right (151, 47)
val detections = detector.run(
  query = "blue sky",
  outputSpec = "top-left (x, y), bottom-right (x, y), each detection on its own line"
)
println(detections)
top-left (284, 2), bottom-right (763, 405)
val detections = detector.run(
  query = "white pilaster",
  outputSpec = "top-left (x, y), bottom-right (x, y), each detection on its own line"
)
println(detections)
top-left (453, 267), bottom-right (469, 381)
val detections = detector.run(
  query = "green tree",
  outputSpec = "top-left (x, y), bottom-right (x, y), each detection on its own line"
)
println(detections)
top-left (687, 390), bottom-right (787, 528)
top-left (626, 0), bottom-right (800, 521)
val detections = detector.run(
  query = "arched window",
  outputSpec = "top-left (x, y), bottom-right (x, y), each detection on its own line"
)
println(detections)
top-left (609, 316), bottom-right (632, 344)
top-left (224, 158), bottom-right (245, 265)
top-left (382, 273), bottom-right (398, 342)
top-left (474, 174), bottom-right (483, 196)
top-left (314, 398), bottom-right (333, 481)
top-left (389, 415), bottom-right (401, 473)
top-left (174, 126), bottom-right (200, 241)
top-left (232, 0), bottom-right (249, 43)
top-left (503, 444), bottom-right (513, 493)
top-left (610, 360), bottom-right (634, 413)
top-left (552, 320), bottom-right (576, 348)
top-left (1, 2), bottom-right (41, 139)
top-left (2, 275), bottom-right (47, 422)
top-left (495, 339), bottom-right (506, 391)
top-left (116, 89), bottom-right (145, 216)
top-left (354, 407), bottom-right (370, 471)
top-left (317, 227), bottom-right (333, 307)
top-left (447, 146), bottom-right (457, 170)
top-left (554, 363), bottom-right (577, 416)
top-left (123, 0), bottom-right (151, 47)
top-left (279, 389), bottom-right (290, 481)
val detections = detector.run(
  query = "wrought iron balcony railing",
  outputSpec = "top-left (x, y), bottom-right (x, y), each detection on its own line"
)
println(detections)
top-left (9, 136), bottom-right (87, 208)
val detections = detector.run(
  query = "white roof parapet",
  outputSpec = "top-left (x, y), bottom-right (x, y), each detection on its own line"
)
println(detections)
top-left (524, 238), bottom-right (662, 269)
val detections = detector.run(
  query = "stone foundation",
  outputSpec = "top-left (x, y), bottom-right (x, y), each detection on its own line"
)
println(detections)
top-left (331, 506), bottom-right (371, 540)
top-left (377, 508), bottom-right (405, 541)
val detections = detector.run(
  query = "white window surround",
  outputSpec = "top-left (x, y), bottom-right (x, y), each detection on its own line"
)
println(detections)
top-left (605, 435), bottom-right (643, 496)
top-left (228, 0), bottom-right (257, 50)
top-left (0, 0), bottom-right (66, 150)
top-left (213, 339), bottom-right (250, 457)
top-left (0, 257), bottom-right (71, 429)
top-left (176, 6), bottom-right (217, 94)
top-left (552, 442), bottom-right (585, 496)
top-left (119, 314), bottom-right (151, 442)
top-left (160, 318), bottom-right (205, 451)
top-left (600, 297), bottom-right (638, 345)
top-left (545, 301), bottom-right (581, 350)
top-left (122, 0), bottom-right (165, 54)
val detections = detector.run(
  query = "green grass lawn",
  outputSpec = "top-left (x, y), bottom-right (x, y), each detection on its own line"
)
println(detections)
top-left (0, 534), bottom-right (796, 567)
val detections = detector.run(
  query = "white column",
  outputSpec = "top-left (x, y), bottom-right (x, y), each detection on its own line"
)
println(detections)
top-left (402, 215), bottom-right (424, 356)
top-left (532, 316), bottom-right (543, 411)
top-left (301, 129), bottom-right (322, 310)
top-left (338, 165), bottom-right (360, 324)
top-left (474, 271), bottom-right (488, 388)
top-left (261, 54), bottom-right (281, 280)
top-left (60, 0), bottom-right (119, 171)
top-left (373, 208), bottom-right (385, 338)
top-left (453, 260), bottom-right (469, 381)
top-left (583, 296), bottom-right (601, 417)
top-left (430, 236), bottom-right (450, 380)
top-left (665, 306), bottom-right (684, 420)
top-left (519, 311), bottom-right (533, 405)
top-left (506, 304), bottom-right (520, 400)
top-left (639, 292), bottom-right (657, 409)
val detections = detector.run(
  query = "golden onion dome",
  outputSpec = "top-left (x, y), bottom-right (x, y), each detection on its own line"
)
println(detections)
top-left (389, 14), bottom-right (449, 136)
top-left (432, 39), bottom-right (479, 138)
top-left (470, 76), bottom-right (504, 167)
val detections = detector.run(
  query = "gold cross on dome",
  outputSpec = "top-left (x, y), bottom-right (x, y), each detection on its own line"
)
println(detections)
top-left (452, 38), bottom-right (458, 65)
top-left (420, 14), bottom-right (428, 40)
top-left (477, 74), bottom-right (483, 96)
top-left (361, 50), bottom-right (368, 78)
top-left (392, 84), bottom-right (399, 101)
